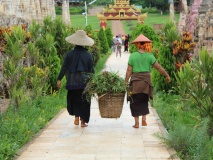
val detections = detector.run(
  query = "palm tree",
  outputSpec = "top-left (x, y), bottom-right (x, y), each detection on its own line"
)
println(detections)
top-left (62, 0), bottom-right (71, 25)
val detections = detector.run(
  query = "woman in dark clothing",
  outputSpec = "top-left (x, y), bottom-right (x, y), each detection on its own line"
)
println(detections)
top-left (124, 35), bottom-right (129, 52)
top-left (57, 30), bottom-right (94, 127)
top-left (125, 34), bottom-right (171, 128)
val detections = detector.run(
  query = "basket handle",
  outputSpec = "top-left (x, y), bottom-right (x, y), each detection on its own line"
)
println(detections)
top-left (98, 93), bottom-right (107, 99)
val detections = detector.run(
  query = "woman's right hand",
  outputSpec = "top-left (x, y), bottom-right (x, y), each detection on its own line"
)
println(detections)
top-left (166, 76), bottom-right (171, 83)
top-left (57, 80), bottom-right (61, 88)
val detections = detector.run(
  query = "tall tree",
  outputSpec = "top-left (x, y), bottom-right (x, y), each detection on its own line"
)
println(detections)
top-left (131, 0), bottom-right (169, 13)
top-left (154, 0), bottom-right (169, 13)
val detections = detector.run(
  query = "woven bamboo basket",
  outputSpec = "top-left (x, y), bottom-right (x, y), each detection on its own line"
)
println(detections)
top-left (98, 93), bottom-right (125, 118)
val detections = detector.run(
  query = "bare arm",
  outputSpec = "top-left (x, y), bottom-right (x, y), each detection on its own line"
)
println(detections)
top-left (125, 65), bottom-right (133, 83)
top-left (153, 62), bottom-right (171, 83)
top-left (57, 80), bottom-right (61, 88)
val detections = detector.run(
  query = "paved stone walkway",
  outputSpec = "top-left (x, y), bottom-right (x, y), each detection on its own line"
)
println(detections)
top-left (15, 48), bottom-right (176, 160)
top-left (111, 20), bottom-right (126, 36)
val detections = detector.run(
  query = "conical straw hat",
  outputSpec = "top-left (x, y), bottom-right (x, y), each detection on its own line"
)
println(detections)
top-left (65, 30), bottom-right (94, 46)
top-left (131, 34), bottom-right (152, 43)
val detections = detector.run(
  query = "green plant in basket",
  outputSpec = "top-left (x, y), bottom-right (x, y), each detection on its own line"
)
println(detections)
top-left (84, 71), bottom-right (127, 101)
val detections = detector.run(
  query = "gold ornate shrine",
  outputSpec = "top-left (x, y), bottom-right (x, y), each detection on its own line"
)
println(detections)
top-left (97, 0), bottom-right (142, 29)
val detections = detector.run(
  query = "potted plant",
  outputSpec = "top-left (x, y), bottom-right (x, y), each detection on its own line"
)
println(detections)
top-left (84, 71), bottom-right (127, 118)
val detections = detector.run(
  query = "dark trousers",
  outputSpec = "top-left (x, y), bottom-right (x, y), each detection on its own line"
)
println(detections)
top-left (67, 89), bottom-right (91, 123)
top-left (130, 93), bottom-right (149, 117)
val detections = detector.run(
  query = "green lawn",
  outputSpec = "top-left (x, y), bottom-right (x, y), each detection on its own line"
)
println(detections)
top-left (144, 13), bottom-right (179, 26)
top-left (70, 15), bottom-right (111, 30)
top-left (122, 13), bottom-right (180, 34)
top-left (70, 13), bottom-right (179, 34)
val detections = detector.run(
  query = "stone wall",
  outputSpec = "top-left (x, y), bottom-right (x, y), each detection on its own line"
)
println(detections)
top-left (178, 0), bottom-right (213, 57)
top-left (0, 52), bottom-right (3, 83)
top-left (194, 0), bottom-right (213, 56)
top-left (0, 14), bottom-right (28, 27)
top-left (0, 0), bottom-right (56, 25)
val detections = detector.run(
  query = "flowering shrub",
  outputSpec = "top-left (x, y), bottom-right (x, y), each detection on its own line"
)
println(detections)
top-left (0, 27), bottom-right (11, 52)
top-left (172, 32), bottom-right (196, 70)
top-left (0, 25), bottom-right (31, 52)
top-left (24, 66), bottom-right (49, 88)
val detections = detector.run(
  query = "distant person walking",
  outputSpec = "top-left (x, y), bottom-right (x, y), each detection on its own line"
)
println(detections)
top-left (124, 35), bottom-right (129, 52)
top-left (112, 36), bottom-right (117, 52)
top-left (122, 35), bottom-right (125, 45)
top-left (116, 35), bottom-right (122, 57)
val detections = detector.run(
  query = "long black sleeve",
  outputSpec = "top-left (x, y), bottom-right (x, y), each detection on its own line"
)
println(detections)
top-left (57, 53), bottom-right (69, 80)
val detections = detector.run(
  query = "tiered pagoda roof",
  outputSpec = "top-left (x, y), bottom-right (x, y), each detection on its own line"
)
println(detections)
top-left (97, 0), bottom-right (141, 20)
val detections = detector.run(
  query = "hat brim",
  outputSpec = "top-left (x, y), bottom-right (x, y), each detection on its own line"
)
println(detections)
top-left (131, 34), bottom-right (152, 44)
top-left (65, 31), bottom-right (94, 46)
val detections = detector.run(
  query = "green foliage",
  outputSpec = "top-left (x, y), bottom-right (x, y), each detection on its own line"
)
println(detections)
top-left (47, 50), bottom-right (61, 91)
top-left (122, 14), bottom-right (179, 35)
top-left (3, 26), bottom-right (29, 111)
top-left (84, 25), bottom-right (101, 65)
top-left (29, 17), bottom-right (73, 90)
top-left (51, 17), bottom-right (75, 59)
top-left (132, 0), bottom-right (169, 12)
top-left (70, 15), bottom-right (108, 30)
top-left (105, 27), bottom-right (113, 48)
top-left (152, 92), bottom-right (196, 130)
top-left (158, 119), bottom-right (213, 160)
top-left (55, 6), bottom-right (62, 15)
top-left (188, 119), bottom-right (213, 160)
top-left (0, 91), bottom-right (65, 160)
top-left (154, 0), bottom-right (169, 13)
top-left (152, 20), bottom-right (179, 92)
top-left (174, 61), bottom-right (194, 101)
top-left (1, 24), bottom-right (55, 111)
top-left (129, 24), bottom-right (160, 53)
top-left (55, 6), bottom-right (84, 15)
top-left (142, 7), bottom-right (159, 13)
top-left (84, 71), bottom-right (127, 101)
top-left (30, 17), bottom-right (74, 59)
top-left (92, 0), bottom-right (112, 5)
top-left (27, 42), bottom-right (41, 65)
top-left (153, 92), bottom-right (213, 160)
top-left (159, 20), bottom-right (181, 47)
top-left (151, 46), bottom-right (176, 92)
top-left (97, 28), bottom-right (109, 54)
top-left (175, 48), bottom-right (213, 134)
top-left (34, 33), bottom-right (61, 91)
top-left (28, 20), bottom-right (41, 42)
top-left (24, 66), bottom-right (49, 98)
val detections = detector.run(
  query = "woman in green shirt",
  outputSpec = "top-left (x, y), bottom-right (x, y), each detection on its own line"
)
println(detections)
top-left (125, 34), bottom-right (171, 128)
